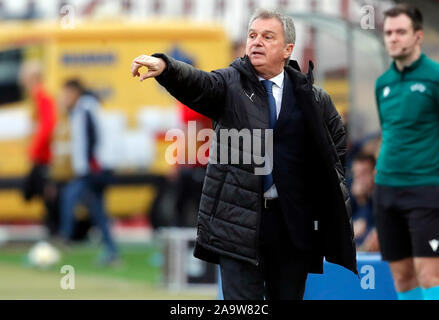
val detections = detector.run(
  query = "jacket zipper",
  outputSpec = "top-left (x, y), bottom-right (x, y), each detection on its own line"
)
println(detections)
top-left (254, 175), bottom-right (263, 266)
top-left (253, 84), bottom-right (269, 267)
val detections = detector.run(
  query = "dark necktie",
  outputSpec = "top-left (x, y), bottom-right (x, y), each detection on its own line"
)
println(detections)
top-left (261, 80), bottom-right (277, 192)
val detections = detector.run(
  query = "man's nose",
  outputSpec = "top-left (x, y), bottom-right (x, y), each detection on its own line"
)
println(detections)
top-left (254, 37), bottom-right (264, 47)
top-left (389, 32), bottom-right (399, 42)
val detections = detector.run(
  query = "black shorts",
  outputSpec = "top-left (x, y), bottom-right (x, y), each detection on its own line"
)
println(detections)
top-left (373, 184), bottom-right (439, 261)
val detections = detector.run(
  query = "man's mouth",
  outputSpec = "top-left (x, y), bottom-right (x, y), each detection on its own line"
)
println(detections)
top-left (251, 51), bottom-right (265, 57)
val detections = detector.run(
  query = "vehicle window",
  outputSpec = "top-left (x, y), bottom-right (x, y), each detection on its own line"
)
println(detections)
top-left (0, 48), bottom-right (24, 105)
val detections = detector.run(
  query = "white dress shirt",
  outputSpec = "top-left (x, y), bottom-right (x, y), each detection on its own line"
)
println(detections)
top-left (258, 71), bottom-right (284, 199)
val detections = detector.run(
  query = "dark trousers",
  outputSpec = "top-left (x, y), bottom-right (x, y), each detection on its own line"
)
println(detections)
top-left (219, 199), bottom-right (309, 300)
top-left (22, 164), bottom-right (59, 236)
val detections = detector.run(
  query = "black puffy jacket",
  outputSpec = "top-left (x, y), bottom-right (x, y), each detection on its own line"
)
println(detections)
top-left (153, 53), bottom-right (358, 275)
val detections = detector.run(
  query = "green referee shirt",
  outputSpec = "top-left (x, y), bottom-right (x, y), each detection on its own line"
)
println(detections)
top-left (375, 53), bottom-right (439, 187)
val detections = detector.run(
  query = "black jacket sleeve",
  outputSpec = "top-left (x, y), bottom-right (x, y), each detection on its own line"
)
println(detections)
top-left (314, 87), bottom-right (347, 174)
top-left (152, 53), bottom-right (228, 120)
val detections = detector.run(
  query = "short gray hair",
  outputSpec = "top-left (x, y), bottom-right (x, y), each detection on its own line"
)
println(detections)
top-left (248, 9), bottom-right (296, 63)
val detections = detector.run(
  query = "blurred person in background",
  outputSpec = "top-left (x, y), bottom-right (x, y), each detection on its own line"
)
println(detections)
top-left (131, 9), bottom-right (357, 299)
top-left (58, 79), bottom-right (119, 266)
top-left (374, 4), bottom-right (439, 300)
top-left (350, 153), bottom-right (378, 252)
top-left (346, 130), bottom-right (381, 174)
top-left (19, 61), bottom-right (59, 238)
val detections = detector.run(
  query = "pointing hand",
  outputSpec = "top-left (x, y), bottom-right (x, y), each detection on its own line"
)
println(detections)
top-left (131, 55), bottom-right (166, 81)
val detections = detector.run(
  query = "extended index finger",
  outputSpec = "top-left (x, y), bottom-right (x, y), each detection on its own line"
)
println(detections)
top-left (134, 54), bottom-right (154, 66)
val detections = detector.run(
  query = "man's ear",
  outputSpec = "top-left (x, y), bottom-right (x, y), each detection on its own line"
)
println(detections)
top-left (415, 30), bottom-right (424, 43)
top-left (284, 43), bottom-right (294, 60)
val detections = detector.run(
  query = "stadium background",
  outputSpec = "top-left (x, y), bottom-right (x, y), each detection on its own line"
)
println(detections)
top-left (0, 0), bottom-right (438, 299)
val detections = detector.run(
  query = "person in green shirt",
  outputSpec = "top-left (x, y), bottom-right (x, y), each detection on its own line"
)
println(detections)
top-left (374, 4), bottom-right (439, 300)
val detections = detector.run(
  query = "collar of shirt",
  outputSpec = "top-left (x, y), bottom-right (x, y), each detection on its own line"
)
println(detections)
top-left (391, 52), bottom-right (425, 73)
top-left (257, 71), bottom-right (284, 90)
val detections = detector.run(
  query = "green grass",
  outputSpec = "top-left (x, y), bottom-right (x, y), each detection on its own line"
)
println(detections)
top-left (0, 242), bottom-right (216, 300)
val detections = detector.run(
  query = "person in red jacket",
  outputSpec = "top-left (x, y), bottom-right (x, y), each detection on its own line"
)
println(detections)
top-left (19, 61), bottom-right (58, 236)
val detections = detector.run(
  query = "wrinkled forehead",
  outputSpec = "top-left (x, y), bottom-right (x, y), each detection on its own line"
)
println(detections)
top-left (248, 17), bottom-right (283, 34)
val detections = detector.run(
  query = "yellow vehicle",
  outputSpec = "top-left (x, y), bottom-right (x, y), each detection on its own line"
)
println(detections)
top-left (0, 19), bottom-right (231, 222)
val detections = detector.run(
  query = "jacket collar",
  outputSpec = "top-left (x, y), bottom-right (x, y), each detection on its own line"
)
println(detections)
top-left (231, 55), bottom-right (314, 91)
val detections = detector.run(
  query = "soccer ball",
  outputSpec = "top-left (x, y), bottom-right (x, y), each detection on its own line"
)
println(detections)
top-left (28, 241), bottom-right (61, 268)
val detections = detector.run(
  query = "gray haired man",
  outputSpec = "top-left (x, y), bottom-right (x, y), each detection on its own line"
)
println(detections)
top-left (131, 9), bottom-right (357, 300)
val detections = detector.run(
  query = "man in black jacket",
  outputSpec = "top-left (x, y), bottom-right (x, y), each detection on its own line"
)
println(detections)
top-left (131, 9), bottom-right (357, 300)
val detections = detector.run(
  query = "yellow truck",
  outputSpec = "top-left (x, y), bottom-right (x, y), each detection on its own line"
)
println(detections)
top-left (0, 19), bottom-right (231, 222)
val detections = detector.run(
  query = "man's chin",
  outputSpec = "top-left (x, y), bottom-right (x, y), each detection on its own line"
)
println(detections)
top-left (249, 55), bottom-right (266, 65)
top-left (389, 50), bottom-right (409, 60)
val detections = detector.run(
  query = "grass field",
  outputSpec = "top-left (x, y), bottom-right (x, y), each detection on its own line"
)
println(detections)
top-left (0, 242), bottom-right (217, 300)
